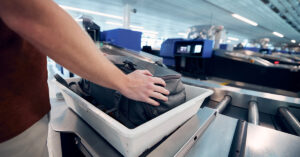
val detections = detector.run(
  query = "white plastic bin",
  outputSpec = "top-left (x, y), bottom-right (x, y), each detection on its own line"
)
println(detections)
top-left (54, 78), bottom-right (213, 157)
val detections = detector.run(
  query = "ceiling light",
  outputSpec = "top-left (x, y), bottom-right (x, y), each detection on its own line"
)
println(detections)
top-left (291, 40), bottom-right (296, 43)
top-left (104, 21), bottom-right (157, 35)
top-left (228, 37), bottom-right (239, 41)
top-left (232, 14), bottom-right (258, 26)
top-left (227, 40), bottom-right (232, 43)
top-left (105, 21), bottom-right (143, 29)
top-left (75, 19), bottom-right (83, 22)
top-left (105, 21), bottom-right (122, 26)
top-left (60, 5), bottom-right (122, 20)
top-left (132, 28), bottom-right (158, 35)
top-left (272, 32), bottom-right (284, 38)
top-left (178, 33), bottom-right (187, 36)
top-left (130, 25), bottom-right (144, 29)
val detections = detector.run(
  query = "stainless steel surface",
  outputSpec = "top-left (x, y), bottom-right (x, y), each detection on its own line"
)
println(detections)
top-left (185, 114), bottom-right (238, 157)
top-left (207, 76), bottom-right (298, 97)
top-left (174, 109), bottom-right (216, 157)
top-left (223, 51), bottom-right (274, 67)
top-left (222, 50), bottom-right (300, 69)
top-left (248, 101), bottom-right (259, 125)
top-left (229, 120), bottom-right (248, 157)
top-left (101, 43), bottom-right (155, 63)
top-left (182, 77), bottom-right (300, 119)
top-left (185, 114), bottom-right (300, 157)
top-left (139, 51), bottom-right (163, 63)
top-left (278, 107), bottom-right (300, 136)
top-left (101, 43), bottom-right (164, 64)
top-left (147, 108), bottom-right (216, 157)
top-left (50, 98), bottom-right (121, 157)
top-left (216, 95), bottom-right (231, 113)
top-left (47, 121), bottom-right (62, 157)
top-left (245, 123), bottom-right (300, 157)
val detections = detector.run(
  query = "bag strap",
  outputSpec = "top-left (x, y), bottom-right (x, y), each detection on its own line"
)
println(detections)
top-left (54, 74), bottom-right (69, 87)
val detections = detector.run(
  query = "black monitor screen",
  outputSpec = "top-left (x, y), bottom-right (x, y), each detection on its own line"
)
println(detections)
top-left (194, 45), bottom-right (202, 54)
top-left (177, 45), bottom-right (191, 53)
top-left (261, 51), bottom-right (267, 54)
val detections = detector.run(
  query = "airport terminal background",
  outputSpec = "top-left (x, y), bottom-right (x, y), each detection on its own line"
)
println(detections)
top-left (37, 0), bottom-right (300, 156)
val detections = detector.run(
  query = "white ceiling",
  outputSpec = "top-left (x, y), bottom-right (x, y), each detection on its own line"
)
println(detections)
top-left (54, 0), bottom-right (300, 46)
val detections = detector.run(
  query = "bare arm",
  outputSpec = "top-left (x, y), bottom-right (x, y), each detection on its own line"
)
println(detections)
top-left (0, 0), bottom-right (169, 106)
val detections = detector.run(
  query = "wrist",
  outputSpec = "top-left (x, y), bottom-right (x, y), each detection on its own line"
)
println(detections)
top-left (115, 74), bottom-right (131, 93)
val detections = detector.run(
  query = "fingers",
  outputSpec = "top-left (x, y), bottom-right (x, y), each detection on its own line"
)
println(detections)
top-left (153, 85), bottom-right (170, 95)
top-left (151, 77), bottom-right (166, 87)
top-left (150, 92), bottom-right (168, 102)
top-left (145, 98), bottom-right (160, 106)
top-left (140, 70), bottom-right (153, 76)
top-left (127, 70), bottom-right (170, 106)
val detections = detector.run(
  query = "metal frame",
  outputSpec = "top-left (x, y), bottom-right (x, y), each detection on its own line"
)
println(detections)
top-left (182, 77), bottom-right (300, 119)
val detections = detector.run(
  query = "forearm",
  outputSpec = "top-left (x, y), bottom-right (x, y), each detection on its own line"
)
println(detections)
top-left (0, 0), bottom-right (128, 91)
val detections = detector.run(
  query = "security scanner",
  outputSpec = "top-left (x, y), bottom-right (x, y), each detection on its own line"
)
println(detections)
top-left (160, 39), bottom-right (213, 78)
top-left (174, 40), bottom-right (213, 78)
top-left (160, 38), bottom-right (300, 94)
top-left (160, 38), bottom-right (184, 67)
top-left (102, 29), bottom-right (142, 52)
top-left (259, 48), bottom-right (271, 54)
top-left (219, 44), bottom-right (234, 51)
top-left (49, 43), bottom-right (300, 157)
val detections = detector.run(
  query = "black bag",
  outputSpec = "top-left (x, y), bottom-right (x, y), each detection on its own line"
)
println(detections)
top-left (77, 55), bottom-right (186, 128)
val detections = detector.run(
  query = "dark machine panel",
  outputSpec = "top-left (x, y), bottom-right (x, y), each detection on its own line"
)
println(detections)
top-left (206, 52), bottom-right (300, 93)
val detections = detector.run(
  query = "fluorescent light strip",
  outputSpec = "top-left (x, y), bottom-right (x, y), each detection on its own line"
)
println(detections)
top-left (105, 21), bottom-right (144, 29)
top-left (228, 37), bottom-right (239, 41)
top-left (75, 19), bottom-right (83, 22)
top-left (105, 21), bottom-right (156, 35)
top-left (131, 28), bottom-right (158, 35)
top-left (60, 5), bottom-right (122, 20)
top-left (130, 25), bottom-right (144, 29)
top-left (178, 33), bottom-right (187, 36)
top-left (105, 21), bottom-right (122, 26)
top-left (272, 32), bottom-right (284, 38)
top-left (232, 14), bottom-right (258, 26)
top-left (291, 40), bottom-right (296, 43)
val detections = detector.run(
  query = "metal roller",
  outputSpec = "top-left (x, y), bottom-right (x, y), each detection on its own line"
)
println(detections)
top-left (216, 95), bottom-right (232, 113)
top-left (248, 101), bottom-right (259, 125)
top-left (278, 107), bottom-right (300, 136)
top-left (228, 120), bottom-right (248, 157)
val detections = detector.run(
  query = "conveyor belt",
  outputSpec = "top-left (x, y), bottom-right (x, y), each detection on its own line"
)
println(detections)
top-left (48, 44), bottom-right (300, 156)
top-left (49, 98), bottom-right (300, 157)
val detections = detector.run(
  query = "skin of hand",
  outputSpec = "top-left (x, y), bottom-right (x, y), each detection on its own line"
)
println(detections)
top-left (122, 70), bottom-right (169, 106)
top-left (0, 0), bottom-right (169, 106)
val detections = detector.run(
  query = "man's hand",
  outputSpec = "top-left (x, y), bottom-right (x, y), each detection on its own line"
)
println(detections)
top-left (119, 70), bottom-right (170, 106)
top-left (0, 0), bottom-right (170, 106)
